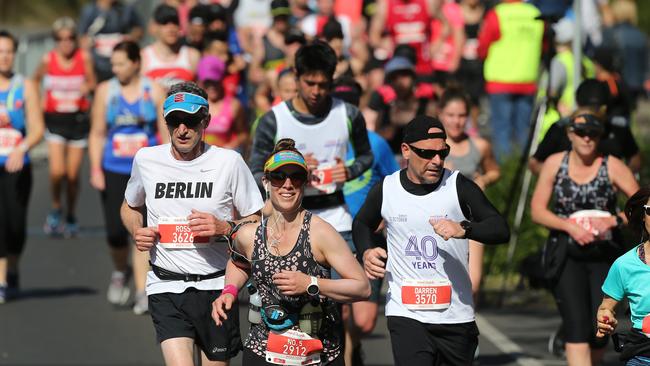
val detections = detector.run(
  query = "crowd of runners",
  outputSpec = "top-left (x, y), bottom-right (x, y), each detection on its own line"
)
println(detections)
top-left (0, 0), bottom-right (650, 365)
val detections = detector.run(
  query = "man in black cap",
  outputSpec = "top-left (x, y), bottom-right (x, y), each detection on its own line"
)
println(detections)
top-left (529, 78), bottom-right (641, 175)
top-left (352, 116), bottom-right (510, 366)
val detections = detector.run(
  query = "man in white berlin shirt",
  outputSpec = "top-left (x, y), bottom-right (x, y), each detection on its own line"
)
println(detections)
top-left (120, 81), bottom-right (263, 366)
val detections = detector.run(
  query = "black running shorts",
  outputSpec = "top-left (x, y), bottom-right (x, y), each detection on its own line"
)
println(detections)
top-left (99, 170), bottom-right (130, 248)
top-left (44, 112), bottom-right (89, 146)
top-left (149, 288), bottom-right (242, 361)
top-left (387, 316), bottom-right (479, 366)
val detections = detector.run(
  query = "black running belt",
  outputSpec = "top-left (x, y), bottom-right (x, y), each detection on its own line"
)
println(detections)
top-left (150, 262), bottom-right (225, 282)
top-left (302, 191), bottom-right (345, 210)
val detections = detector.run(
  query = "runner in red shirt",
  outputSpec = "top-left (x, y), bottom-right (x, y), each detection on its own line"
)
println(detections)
top-left (369, 0), bottom-right (439, 77)
top-left (33, 17), bottom-right (96, 237)
top-left (141, 5), bottom-right (200, 91)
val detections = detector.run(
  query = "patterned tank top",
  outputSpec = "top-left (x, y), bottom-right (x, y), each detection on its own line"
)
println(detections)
top-left (553, 153), bottom-right (617, 217)
top-left (244, 211), bottom-right (342, 363)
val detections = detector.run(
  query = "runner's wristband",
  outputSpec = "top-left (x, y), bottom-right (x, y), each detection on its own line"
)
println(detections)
top-left (222, 284), bottom-right (238, 298)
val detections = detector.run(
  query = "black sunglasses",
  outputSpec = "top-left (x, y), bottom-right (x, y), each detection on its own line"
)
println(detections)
top-left (569, 125), bottom-right (604, 139)
top-left (644, 205), bottom-right (650, 216)
top-left (408, 144), bottom-right (450, 160)
top-left (166, 116), bottom-right (203, 129)
top-left (266, 170), bottom-right (308, 187)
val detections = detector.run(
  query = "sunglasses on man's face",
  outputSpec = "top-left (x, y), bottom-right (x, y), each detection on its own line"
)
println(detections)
top-left (166, 116), bottom-right (203, 129)
top-left (408, 144), bottom-right (450, 160)
top-left (644, 205), bottom-right (650, 216)
top-left (266, 170), bottom-right (308, 187)
top-left (569, 125), bottom-right (603, 139)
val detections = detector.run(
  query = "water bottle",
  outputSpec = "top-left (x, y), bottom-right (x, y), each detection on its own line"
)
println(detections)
top-left (248, 283), bottom-right (262, 324)
top-left (299, 299), bottom-right (323, 337)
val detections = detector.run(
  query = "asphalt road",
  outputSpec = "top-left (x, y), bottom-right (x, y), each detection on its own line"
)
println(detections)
top-left (0, 157), bottom-right (627, 366)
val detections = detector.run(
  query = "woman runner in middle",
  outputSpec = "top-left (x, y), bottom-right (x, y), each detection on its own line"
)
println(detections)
top-left (212, 138), bottom-right (370, 366)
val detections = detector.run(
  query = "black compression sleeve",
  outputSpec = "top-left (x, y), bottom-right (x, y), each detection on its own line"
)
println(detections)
top-left (346, 104), bottom-right (374, 179)
top-left (456, 174), bottom-right (510, 244)
top-left (248, 111), bottom-right (278, 188)
top-left (352, 180), bottom-right (385, 261)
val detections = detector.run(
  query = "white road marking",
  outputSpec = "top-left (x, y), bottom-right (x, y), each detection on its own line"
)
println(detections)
top-left (476, 314), bottom-right (546, 366)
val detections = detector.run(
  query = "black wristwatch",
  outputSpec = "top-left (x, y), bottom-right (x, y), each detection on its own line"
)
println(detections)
top-left (460, 221), bottom-right (472, 239)
top-left (307, 276), bottom-right (320, 297)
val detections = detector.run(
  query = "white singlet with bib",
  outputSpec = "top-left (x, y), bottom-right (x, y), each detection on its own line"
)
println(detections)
top-left (381, 169), bottom-right (475, 324)
top-left (273, 98), bottom-right (352, 232)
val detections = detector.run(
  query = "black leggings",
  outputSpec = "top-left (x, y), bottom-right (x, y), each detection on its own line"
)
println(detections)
top-left (0, 167), bottom-right (32, 258)
top-left (553, 255), bottom-right (610, 347)
top-left (100, 170), bottom-right (130, 248)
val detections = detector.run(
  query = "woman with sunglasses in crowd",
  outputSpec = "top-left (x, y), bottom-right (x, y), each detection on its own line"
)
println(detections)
top-left (88, 40), bottom-right (166, 315)
top-left (212, 138), bottom-right (370, 366)
top-left (531, 113), bottom-right (639, 366)
top-left (596, 186), bottom-right (650, 365)
top-left (33, 17), bottom-right (95, 237)
top-left (438, 88), bottom-right (500, 303)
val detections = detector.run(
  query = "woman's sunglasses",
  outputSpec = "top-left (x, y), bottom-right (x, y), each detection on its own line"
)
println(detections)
top-left (569, 125), bottom-right (604, 139)
top-left (266, 170), bottom-right (308, 187)
top-left (408, 144), bottom-right (450, 160)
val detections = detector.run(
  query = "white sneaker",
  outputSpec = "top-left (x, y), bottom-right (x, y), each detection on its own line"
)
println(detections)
top-left (107, 269), bottom-right (131, 306)
top-left (132, 292), bottom-right (149, 315)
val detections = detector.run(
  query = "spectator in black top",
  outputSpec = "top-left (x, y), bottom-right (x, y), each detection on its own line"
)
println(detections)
top-left (529, 78), bottom-right (641, 175)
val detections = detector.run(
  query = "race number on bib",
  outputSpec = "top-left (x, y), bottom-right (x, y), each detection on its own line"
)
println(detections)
top-left (311, 162), bottom-right (337, 195)
top-left (0, 128), bottom-right (23, 156)
top-left (401, 279), bottom-right (452, 310)
top-left (568, 210), bottom-right (614, 240)
top-left (158, 217), bottom-right (210, 249)
top-left (266, 329), bottom-right (323, 366)
top-left (112, 133), bottom-right (148, 158)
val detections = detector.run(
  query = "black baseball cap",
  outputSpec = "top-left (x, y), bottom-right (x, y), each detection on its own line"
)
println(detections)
top-left (153, 4), bottom-right (179, 25)
top-left (284, 28), bottom-right (306, 45)
top-left (403, 116), bottom-right (447, 143)
top-left (332, 77), bottom-right (363, 107)
top-left (570, 113), bottom-right (603, 129)
top-left (206, 4), bottom-right (227, 23)
top-left (576, 79), bottom-right (609, 108)
top-left (189, 4), bottom-right (209, 25)
top-left (271, 0), bottom-right (291, 17)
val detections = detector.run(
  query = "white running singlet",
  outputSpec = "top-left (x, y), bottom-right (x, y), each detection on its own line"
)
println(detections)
top-left (273, 98), bottom-right (352, 232)
top-left (381, 169), bottom-right (475, 324)
top-left (124, 144), bottom-right (264, 295)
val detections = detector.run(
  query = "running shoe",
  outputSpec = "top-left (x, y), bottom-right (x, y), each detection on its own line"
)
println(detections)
top-left (132, 291), bottom-right (149, 315)
top-left (43, 210), bottom-right (64, 236)
top-left (107, 268), bottom-right (131, 306)
top-left (0, 284), bottom-right (6, 304)
top-left (64, 216), bottom-right (79, 238)
top-left (548, 325), bottom-right (566, 358)
top-left (6, 272), bottom-right (18, 299)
